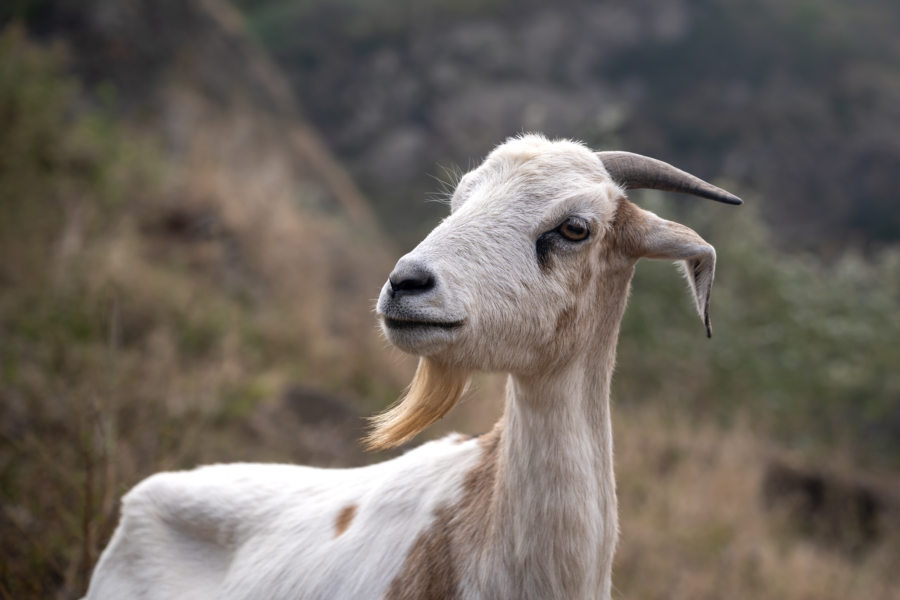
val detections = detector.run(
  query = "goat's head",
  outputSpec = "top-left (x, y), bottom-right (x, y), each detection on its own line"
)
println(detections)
top-left (367, 134), bottom-right (741, 449)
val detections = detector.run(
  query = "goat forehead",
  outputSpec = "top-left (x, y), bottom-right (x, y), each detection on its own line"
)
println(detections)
top-left (487, 136), bottom-right (605, 181)
top-left (449, 173), bottom-right (609, 232)
top-left (486, 133), bottom-right (596, 164)
top-left (452, 143), bottom-right (610, 216)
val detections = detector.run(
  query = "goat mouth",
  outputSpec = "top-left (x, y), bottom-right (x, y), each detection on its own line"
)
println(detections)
top-left (384, 317), bottom-right (463, 329)
top-left (383, 318), bottom-right (465, 331)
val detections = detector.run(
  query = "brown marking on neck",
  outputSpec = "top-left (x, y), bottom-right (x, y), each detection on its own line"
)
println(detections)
top-left (460, 422), bottom-right (503, 525)
top-left (384, 422), bottom-right (504, 599)
top-left (334, 504), bottom-right (357, 538)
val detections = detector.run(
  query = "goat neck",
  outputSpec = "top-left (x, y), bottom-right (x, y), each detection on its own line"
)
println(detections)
top-left (472, 267), bottom-right (632, 600)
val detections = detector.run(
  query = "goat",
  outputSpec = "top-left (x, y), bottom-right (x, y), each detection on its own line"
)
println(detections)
top-left (85, 134), bottom-right (741, 599)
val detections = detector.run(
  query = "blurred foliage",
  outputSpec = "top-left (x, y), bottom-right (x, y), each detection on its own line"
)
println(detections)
top-left (604, 0), bottom-right (900, 247)
top-left (233, 0), bottom-right (511, 45)
top-left (612, 410), bottom-right (899, 600)
top-left (0, 25), bottom-right (130, 286)
top-left (617, 195), bottom-right (900, 465)
top-left (232, 0), bottom-right (900, 248)
top-left (0, 26), bottom-right (391, 597)
top-left (0, 26), bottom-right (141, 597)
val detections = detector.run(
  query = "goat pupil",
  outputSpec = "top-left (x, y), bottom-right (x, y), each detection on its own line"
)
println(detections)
top-left (560, 218), bottom-right (588, 241)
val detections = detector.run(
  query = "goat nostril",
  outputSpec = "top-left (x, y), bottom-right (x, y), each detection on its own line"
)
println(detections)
top-left (389, 264), bottom-right (436, 296)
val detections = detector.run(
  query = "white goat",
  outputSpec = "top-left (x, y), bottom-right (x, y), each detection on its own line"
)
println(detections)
top-left (86, 134), bottom-right (741, 600)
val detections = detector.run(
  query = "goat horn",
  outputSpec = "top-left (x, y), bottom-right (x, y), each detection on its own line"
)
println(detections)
top-left (596, 151), bottom-right (742, 205)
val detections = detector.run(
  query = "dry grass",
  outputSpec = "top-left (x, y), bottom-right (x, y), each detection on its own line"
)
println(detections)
top-left (0, 51), bottom-right (410, 594)
top-left (612, 408), bottom-right (900, 600)
top-left (1, 164), bottom-right (408, 597)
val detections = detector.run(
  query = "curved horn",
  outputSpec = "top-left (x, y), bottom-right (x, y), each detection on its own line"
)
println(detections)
top-left (596, 151), bottom-right (743, 205)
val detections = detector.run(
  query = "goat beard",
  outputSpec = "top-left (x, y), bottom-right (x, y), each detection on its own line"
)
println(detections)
top-left (364, 357), bottom-right (471, 451)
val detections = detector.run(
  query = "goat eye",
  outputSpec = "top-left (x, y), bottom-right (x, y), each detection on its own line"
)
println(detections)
top-left (558, 217), bottom-right (589, 242)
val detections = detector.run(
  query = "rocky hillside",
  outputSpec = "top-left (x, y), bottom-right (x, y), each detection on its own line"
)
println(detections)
top-left (3, 0), bottom-right (396, 375)
top-left (236, 0), bottom-right (900, 249)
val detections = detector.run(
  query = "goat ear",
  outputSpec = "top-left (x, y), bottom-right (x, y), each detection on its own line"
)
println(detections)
top-left (623, 208), bottom-right (717, 337)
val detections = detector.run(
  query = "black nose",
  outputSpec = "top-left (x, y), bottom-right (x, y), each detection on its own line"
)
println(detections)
top-left (389, 261), bottom-right (436, 296)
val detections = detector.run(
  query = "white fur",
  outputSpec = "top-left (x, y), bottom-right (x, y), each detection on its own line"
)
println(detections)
top-left (87, 436), bottom-right (483, 599)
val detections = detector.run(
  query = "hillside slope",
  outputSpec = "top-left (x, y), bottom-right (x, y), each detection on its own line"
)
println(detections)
top-left (1, 1), bottom-right (406, 596)
top-left (236, 0), bottom-right (900, 249)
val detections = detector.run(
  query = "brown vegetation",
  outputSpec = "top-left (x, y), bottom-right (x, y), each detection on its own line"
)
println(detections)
top-left (0, 19), bottom-right (406, 598)
top-left (613, 408), bottom-right (900, 600)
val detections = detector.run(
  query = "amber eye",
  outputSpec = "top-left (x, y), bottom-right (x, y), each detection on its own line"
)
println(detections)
top-left (558, 217), bottom-right (590, 242)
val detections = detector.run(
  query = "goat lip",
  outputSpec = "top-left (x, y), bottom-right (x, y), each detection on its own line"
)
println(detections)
top-left (383, 317), bottom-right (465, 331)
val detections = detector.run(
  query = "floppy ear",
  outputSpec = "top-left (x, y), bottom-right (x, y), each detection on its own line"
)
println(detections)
top-left (619, 205), bottom-right (717, 337)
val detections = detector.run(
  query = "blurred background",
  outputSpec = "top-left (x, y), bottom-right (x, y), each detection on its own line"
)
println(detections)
top-left (1, 0), bottom-right (898, 597)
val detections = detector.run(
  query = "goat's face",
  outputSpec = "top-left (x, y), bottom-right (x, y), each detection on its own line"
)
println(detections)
top-left (377, 135), bottom-right (630, 374)
top-left (371, 134), bottom-right (735, 447)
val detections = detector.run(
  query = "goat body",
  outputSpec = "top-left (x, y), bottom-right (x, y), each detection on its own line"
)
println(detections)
top-left (86, 134), bottom-right (740, 599)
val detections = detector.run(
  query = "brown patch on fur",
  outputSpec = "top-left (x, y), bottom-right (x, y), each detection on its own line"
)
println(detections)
top-left (384, 422), bottom-right (504, 599)
top-left (334, 504), bottom-right (357, 537)
top-left (384, 505), bottom-right (458, 599)
top-left (606, 199), bottom-right (648, 258)
top-left (459, 423), bottom-right (503, 528)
